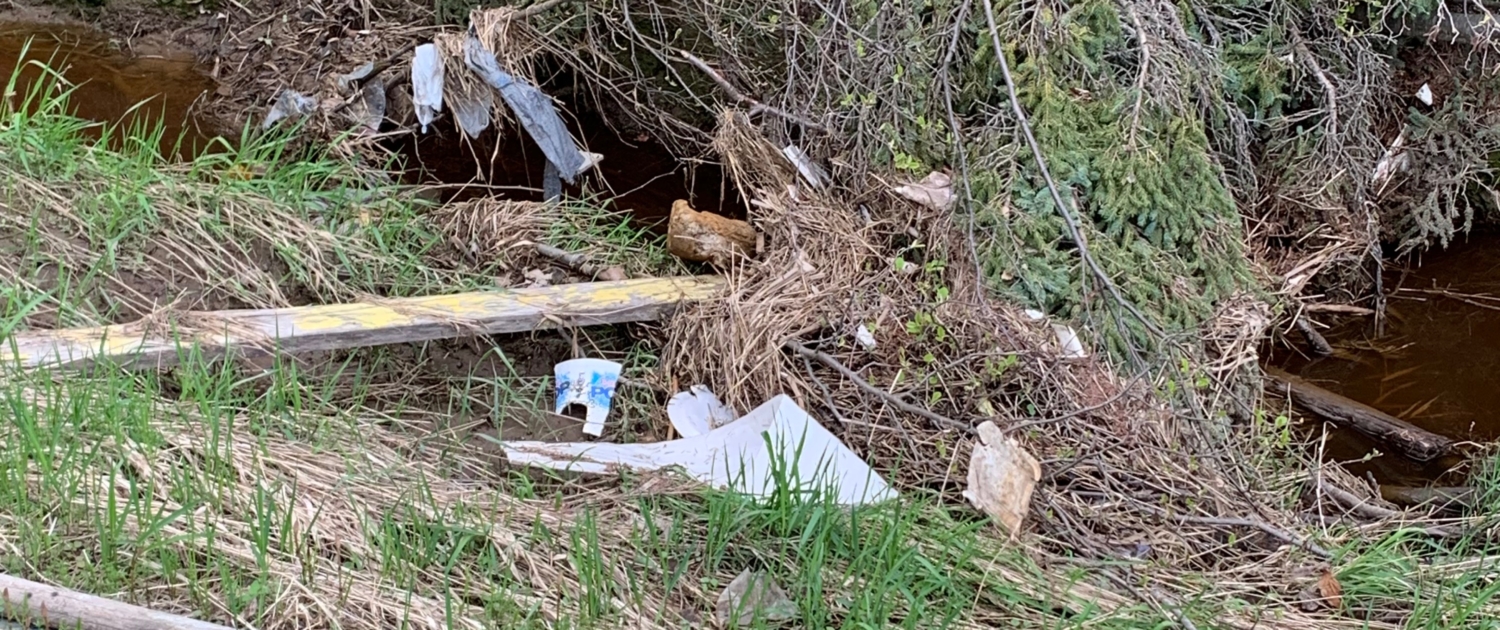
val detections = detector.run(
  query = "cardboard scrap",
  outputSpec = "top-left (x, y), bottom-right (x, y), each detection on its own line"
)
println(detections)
top-left (962, 420), bottom-right (1041, 536)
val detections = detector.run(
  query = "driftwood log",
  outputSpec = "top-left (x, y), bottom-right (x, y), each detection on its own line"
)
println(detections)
top-left (1380, 485), bottom-right (1478, 512)
top-left (1264, 366), bottom-right (1455, 462)
top-left (0, 573), bottom-right (232, 630)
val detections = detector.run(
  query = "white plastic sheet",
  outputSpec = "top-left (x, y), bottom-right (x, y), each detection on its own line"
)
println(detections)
top-left (501, 395), bottom-right (897, 505)
top-left (411, 44), bottom-right (445, 133)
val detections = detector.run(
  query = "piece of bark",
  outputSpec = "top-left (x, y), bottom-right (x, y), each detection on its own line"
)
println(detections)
top-left (666, 199), bottom-right (757, 267)
top-left (0, 573), bottom-right (232, 630)
top-left (1264, 367), bottom-right (1454, 462)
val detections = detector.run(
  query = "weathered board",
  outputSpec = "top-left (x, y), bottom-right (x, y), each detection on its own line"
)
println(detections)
top-left (4, 276), bottom-right (723, 371)
top-left (0, 572), bottom-right (233, 630)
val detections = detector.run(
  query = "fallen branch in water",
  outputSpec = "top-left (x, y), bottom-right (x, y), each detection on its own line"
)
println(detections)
top-left (1294, 316), bottom-right (1333, 356)
top-left (1264, 366), bottom-right (1455, 462)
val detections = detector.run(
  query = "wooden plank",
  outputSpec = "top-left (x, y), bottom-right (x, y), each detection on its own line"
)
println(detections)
top-left (0, 572), bottom-right (233, 630)
top-left (4, 276), bottom-right (724, 371)
top-left (1263, 366), bottom-right (1455, 462)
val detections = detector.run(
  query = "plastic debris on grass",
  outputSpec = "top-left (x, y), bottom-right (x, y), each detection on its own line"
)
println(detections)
top-left (715, 569), bottom-right (798, 627)
top-left (411, 43), bottom-right (445, 133)
top-left (963, 420), bottom-right (1041, 536)
top-left (891, 171), bottom-right (956, 211)
top-left (667, 384), bottom-right (737, 437)
top-left (500, 395), bottom-right (897, 505)
top-left (554, 358), bottom-right (622, 437)
top-left (262, 89), bottom-right (317, 129)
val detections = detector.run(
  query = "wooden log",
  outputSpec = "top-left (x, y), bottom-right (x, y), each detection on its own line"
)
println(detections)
top-left (4, 276), bottom-right (723, 371)
top-left (1379, 485), bottom-right (1479, 512)
top-left (0, 573), bottom-right (232, 630)
top-left (1264, 366), bottom-right (1455, 462)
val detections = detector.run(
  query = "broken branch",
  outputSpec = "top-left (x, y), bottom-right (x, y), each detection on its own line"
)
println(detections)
top-left (0, 572), bottom-right (233, 630)
top-left (675, 50), bottom-right (828, 132)
top-left (786, 342), bottom-right (973, 434)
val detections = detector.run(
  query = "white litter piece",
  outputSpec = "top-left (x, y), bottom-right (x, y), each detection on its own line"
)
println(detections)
top-left (336, 61), bottom-right (375, 91)
top-left (553, 358), bottom-right (622, 437)
top-left (411, 44), bottom-right (445, 133)
top-left (1416, 83), bottom-right (1434, 106)
top-left (1371, 130), bottom-right (1410, 193)
top-left (579, 151), bottom-right (604, 174)
top-left (715, 569), bottom-right (798, 627)
top-left (1021, 309), bottom-right (1086, 358)
top-left (501, 395), bottom-right (898, 505)
top-left (892, 171), bottom-right (955, 210)
top-left (782, 145), bottom-right (828, 189)
top-left (347, 82), bottom-right (386, 136)
top-left (855, 324), bottom-right (877, 350)
top-left (667, 384), bottom-right (737, 438)
top-left (963, 420), bottom-right (1041, 537)
top-left (261, 89), bottom-right (317, 129)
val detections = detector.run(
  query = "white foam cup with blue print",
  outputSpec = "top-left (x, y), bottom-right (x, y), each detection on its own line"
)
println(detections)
top-left (554, 358), bottom-right (623, 436)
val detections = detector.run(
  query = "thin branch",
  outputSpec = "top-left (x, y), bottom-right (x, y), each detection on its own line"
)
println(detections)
top-left (1290, 28), bottom-right (1339, 141)
top-left (1130, 501), bottom-right (1332, 558)
top-left (786, 342), bottom-right (974, 434)
top-left (675, 49), bottom-right (829, 132)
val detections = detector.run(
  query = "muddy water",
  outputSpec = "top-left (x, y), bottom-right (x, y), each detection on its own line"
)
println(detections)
top-left (0, 21), bottom-right (218, 158)
top-left (1268, 232), bottom-right (1500, 485)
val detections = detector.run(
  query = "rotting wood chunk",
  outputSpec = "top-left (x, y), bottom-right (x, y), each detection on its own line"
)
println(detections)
top-left (667, 199), bottom-right (758, 267)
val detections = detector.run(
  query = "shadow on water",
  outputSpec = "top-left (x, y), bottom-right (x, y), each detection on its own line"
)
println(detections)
top-left (1267, 230), bottom-right (1500, 486)
top-left (0, 21), bottom-right (218, 159)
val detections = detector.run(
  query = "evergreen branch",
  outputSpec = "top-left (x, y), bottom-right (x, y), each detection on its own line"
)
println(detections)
top-left (978, 0), bottom-right (1165, 339)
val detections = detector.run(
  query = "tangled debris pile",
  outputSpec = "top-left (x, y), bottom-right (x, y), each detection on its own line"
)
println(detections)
top-left (6, 0), bottom-right (1500, 627)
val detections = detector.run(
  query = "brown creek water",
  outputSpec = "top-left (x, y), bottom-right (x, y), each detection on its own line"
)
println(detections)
top-left (1267, 231), bottom-right (1500, 486)
top-left (0, 20), bottom-right (219, 158)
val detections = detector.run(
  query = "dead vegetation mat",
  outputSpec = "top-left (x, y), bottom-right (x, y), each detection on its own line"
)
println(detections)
top-left (8, 0), bottom-right (1500, 628)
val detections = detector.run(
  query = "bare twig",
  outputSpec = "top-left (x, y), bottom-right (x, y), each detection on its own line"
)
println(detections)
top-left (529, 242), bottom-right (627, 281)
top-left (675, 50), bottom-right (829, 132)
top-left (1290, 28), bottom-right (1339, 141)
top-left (787, 342), bottom-right (974, 434)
